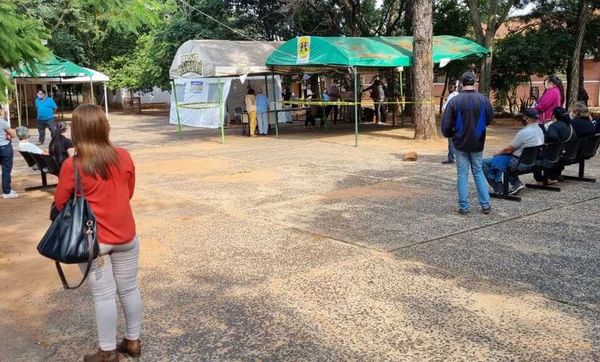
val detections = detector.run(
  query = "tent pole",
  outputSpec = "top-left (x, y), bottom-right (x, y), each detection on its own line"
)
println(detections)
top-left (171, 80), bottom-right (183, 139)
top-left (353, 67), bottom-right (359, 147)
top-left (23, 83), bottom-right (29, 125)
top-left (90, 77), bottom-right (94, 104)
top-left (399, 67), bottom-right (404, 127)
top-left (59, 79), bottom-right (64, 122)
top-left (391, 69), bottom-right (396, 127)
top-left (271, 72), bottom-right (279, 138)
top-left (218, 77), bottom-right (224, 144)
top-left (14, 79), bottom-right (21, 127)
top-left (103, 84), bottom-right (109, 115)
top-left (263, 74), bottom-right (269, 136)
top-left (4, 87), bottom-right (10, 127)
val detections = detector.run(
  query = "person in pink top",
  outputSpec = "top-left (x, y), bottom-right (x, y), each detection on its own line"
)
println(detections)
top-left (536, 75), bottom-right (565, 124)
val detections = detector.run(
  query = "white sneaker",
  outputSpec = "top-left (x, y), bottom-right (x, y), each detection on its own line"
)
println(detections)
top-left (2, 191), bottom-right (18, 199)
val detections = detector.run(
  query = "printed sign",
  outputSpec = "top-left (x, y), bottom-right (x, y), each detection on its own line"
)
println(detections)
top-left (189, 80), bottom-right (204, 94)
top-left (176, 54), bottom-right (203, 76)
top-left (297, 36), bottom-right (311, 64)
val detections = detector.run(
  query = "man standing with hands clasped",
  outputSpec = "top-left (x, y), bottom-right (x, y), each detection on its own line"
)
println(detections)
top-left (441, 72), bottom-right (494, 215)
top-left (35, 89), bottom-right (57, 145)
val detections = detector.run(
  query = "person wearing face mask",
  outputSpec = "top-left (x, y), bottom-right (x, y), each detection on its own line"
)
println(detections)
top-left (482, 108), bottom-right (545, 195)
top-left (569, 102), bottom-right (596, 138)
top-left (535, 75), bottom-right (564, 124)
top-left (35, 89), bottom-right (58, 145)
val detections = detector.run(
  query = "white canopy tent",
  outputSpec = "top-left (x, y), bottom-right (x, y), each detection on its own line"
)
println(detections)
top-left (169, 40), bottom-right (285, 140)
top-left (14, 68), bottom-right (111, 120)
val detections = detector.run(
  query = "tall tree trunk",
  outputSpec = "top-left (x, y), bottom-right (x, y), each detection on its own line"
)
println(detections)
top-left (403, 0), bottom-right (414, 116)
top-left (479, 37), bottom-right (494, 96)
top-left (412, 0), bottom-right (436, 139)
top-left (567, 0), bottom-right (590, 109)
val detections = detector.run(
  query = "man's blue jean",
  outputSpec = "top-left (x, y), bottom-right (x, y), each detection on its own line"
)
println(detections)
top-left (37, 118), bottom-right (55, 143)
top-left (257, 112), bottom-right (268, 135)
top-left (447, 138), bottom-right (456, 162)
top-left (0, 144), bottom-right (14, 194)
top-left (482, 155), bottom-right (529, 186)
top-left (455, 150), bottom-right (490, 210)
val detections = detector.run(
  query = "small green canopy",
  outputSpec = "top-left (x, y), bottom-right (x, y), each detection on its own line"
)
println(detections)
top-left (11, 55), bottom-right (94, 78)
top-left (266, 35), bottom-right (489, 71)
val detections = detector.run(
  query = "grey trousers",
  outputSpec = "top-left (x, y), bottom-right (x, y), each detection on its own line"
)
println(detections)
top-left (80, 236), bottom-right (143, 351)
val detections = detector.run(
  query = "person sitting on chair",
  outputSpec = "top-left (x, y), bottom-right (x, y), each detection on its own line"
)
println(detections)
top-left (532, 107), bottom-right (576, 184)
top-left (49, 122), bottom-right (75, 167)
top-left (570, 102), bottom-right (596, 138)
top-left (482, 108), bottom-right (544, 195)
top-left (16, 127), bottom-right (44, 154)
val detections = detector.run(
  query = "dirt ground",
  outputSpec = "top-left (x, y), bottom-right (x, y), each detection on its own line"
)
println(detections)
top-left (0, 112), bottom-right (599, 361)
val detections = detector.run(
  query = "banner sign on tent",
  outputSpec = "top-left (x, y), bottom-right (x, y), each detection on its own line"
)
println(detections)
top-left (297, 36), bottom-right (311, 64)
top-left (174, 54), bottom-right (203, 77)
top-left (189, 80), bottom-right (204, 94)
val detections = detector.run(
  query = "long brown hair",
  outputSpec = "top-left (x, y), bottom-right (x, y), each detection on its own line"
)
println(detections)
top-left (71, 104), bottom-right (118, 179)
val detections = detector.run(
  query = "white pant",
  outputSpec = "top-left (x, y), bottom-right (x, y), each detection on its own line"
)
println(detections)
top-left (80, 236), bottom-right (143, 351)
top-left (257, 112), bottom-right (268, 134)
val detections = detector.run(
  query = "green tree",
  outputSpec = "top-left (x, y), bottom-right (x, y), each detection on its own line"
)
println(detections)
top-left (492, 26), bottom-right (571, 113)
top-left (526, 0), bottom-right (600, 108)
top-left (464, 0), bottom-right (529, 96)
top-left (0, 0), bottom-right (48, 102)
top-left (14, 0), bottom-right (164, 68)
top-left (101, 34), bottom-right (161, 95)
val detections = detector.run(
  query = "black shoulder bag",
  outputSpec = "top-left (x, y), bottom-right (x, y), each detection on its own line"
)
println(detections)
top-left (37, 159), bottom-right (99, 289)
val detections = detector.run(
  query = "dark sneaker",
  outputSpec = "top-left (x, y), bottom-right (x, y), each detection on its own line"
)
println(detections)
top-left (442, 160), bottom-right (455, 165)
top-left (492, 182), bottom-right (504, 195)
top-left (482, 206), bottom-right (491, 214)
top-left (509, 182), bottom-right (525, 195)
top-left (458, 208), bottom-right (470, 215)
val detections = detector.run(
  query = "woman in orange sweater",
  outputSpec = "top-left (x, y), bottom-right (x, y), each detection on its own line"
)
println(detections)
top-left (54, 104), bottom-right (142, 362)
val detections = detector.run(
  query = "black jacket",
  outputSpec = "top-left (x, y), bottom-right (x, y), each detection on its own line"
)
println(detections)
top-left (441, 90), bottom-right (493, 153)
top-left (571, 117), bottom-right (597, 138)
top-left (545, 121), bottom-right (575, 143)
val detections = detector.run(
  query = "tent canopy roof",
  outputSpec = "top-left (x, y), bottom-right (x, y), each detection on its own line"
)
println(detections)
top-left (11, 55), bottom-right (94, 78)
top-left (266, 35), bottom-right (490, 71)
top-left (15, 67), bottom-right (109, 85)
top-left (170, 40), bottom-right (283, 79)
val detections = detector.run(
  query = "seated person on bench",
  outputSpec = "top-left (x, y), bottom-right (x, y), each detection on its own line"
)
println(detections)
top-left (548, 102), bottom-right (597, 180)
top-left (16, 127), bottom-right (44, 154)
top-left (570, 102), bottom-right (596, 138)
top-left (49, 122), bottom-right (75, 166)
top-left (482, 108), bottom-right (544, 195)
top-left (533, 107), bottom-right (576, 184)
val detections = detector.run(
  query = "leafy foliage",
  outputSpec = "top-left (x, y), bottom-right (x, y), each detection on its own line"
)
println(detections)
top-left (0, 0), bottom-right (48, 102)
top-left (100, 34), bottom-right (161, 93)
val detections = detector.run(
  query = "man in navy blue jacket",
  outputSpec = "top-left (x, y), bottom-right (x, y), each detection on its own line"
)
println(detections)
top-left (441, 72), bottom-right (494, 215)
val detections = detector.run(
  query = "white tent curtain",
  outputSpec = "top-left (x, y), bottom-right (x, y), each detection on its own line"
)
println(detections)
top-left (169, 75), bottom-right (285, 129)
top-left (170, 77), bottom-right (232, 129)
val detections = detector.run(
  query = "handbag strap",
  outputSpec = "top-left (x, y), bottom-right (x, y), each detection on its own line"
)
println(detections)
top-left (55, 220), bottom-right (96, 290)
top-left (73, 157), bottom-right (82, 198)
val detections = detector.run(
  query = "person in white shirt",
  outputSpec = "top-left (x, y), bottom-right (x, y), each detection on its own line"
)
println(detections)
top-left (16, 126), bottom-right (44, 154)
top-left (442, 81), bottom-right (461, 164)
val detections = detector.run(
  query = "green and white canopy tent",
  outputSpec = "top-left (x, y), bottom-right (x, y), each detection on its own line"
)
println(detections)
top-left (266, 35), bottom-right (490, 146)
top-left (11, 55), bottom-right (109, 125)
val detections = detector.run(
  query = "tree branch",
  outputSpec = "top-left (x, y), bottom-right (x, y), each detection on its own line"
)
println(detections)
top-left (465, 0), bottom-right (485, 44)
top-left (494, 0), bottom-right (517, 33)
